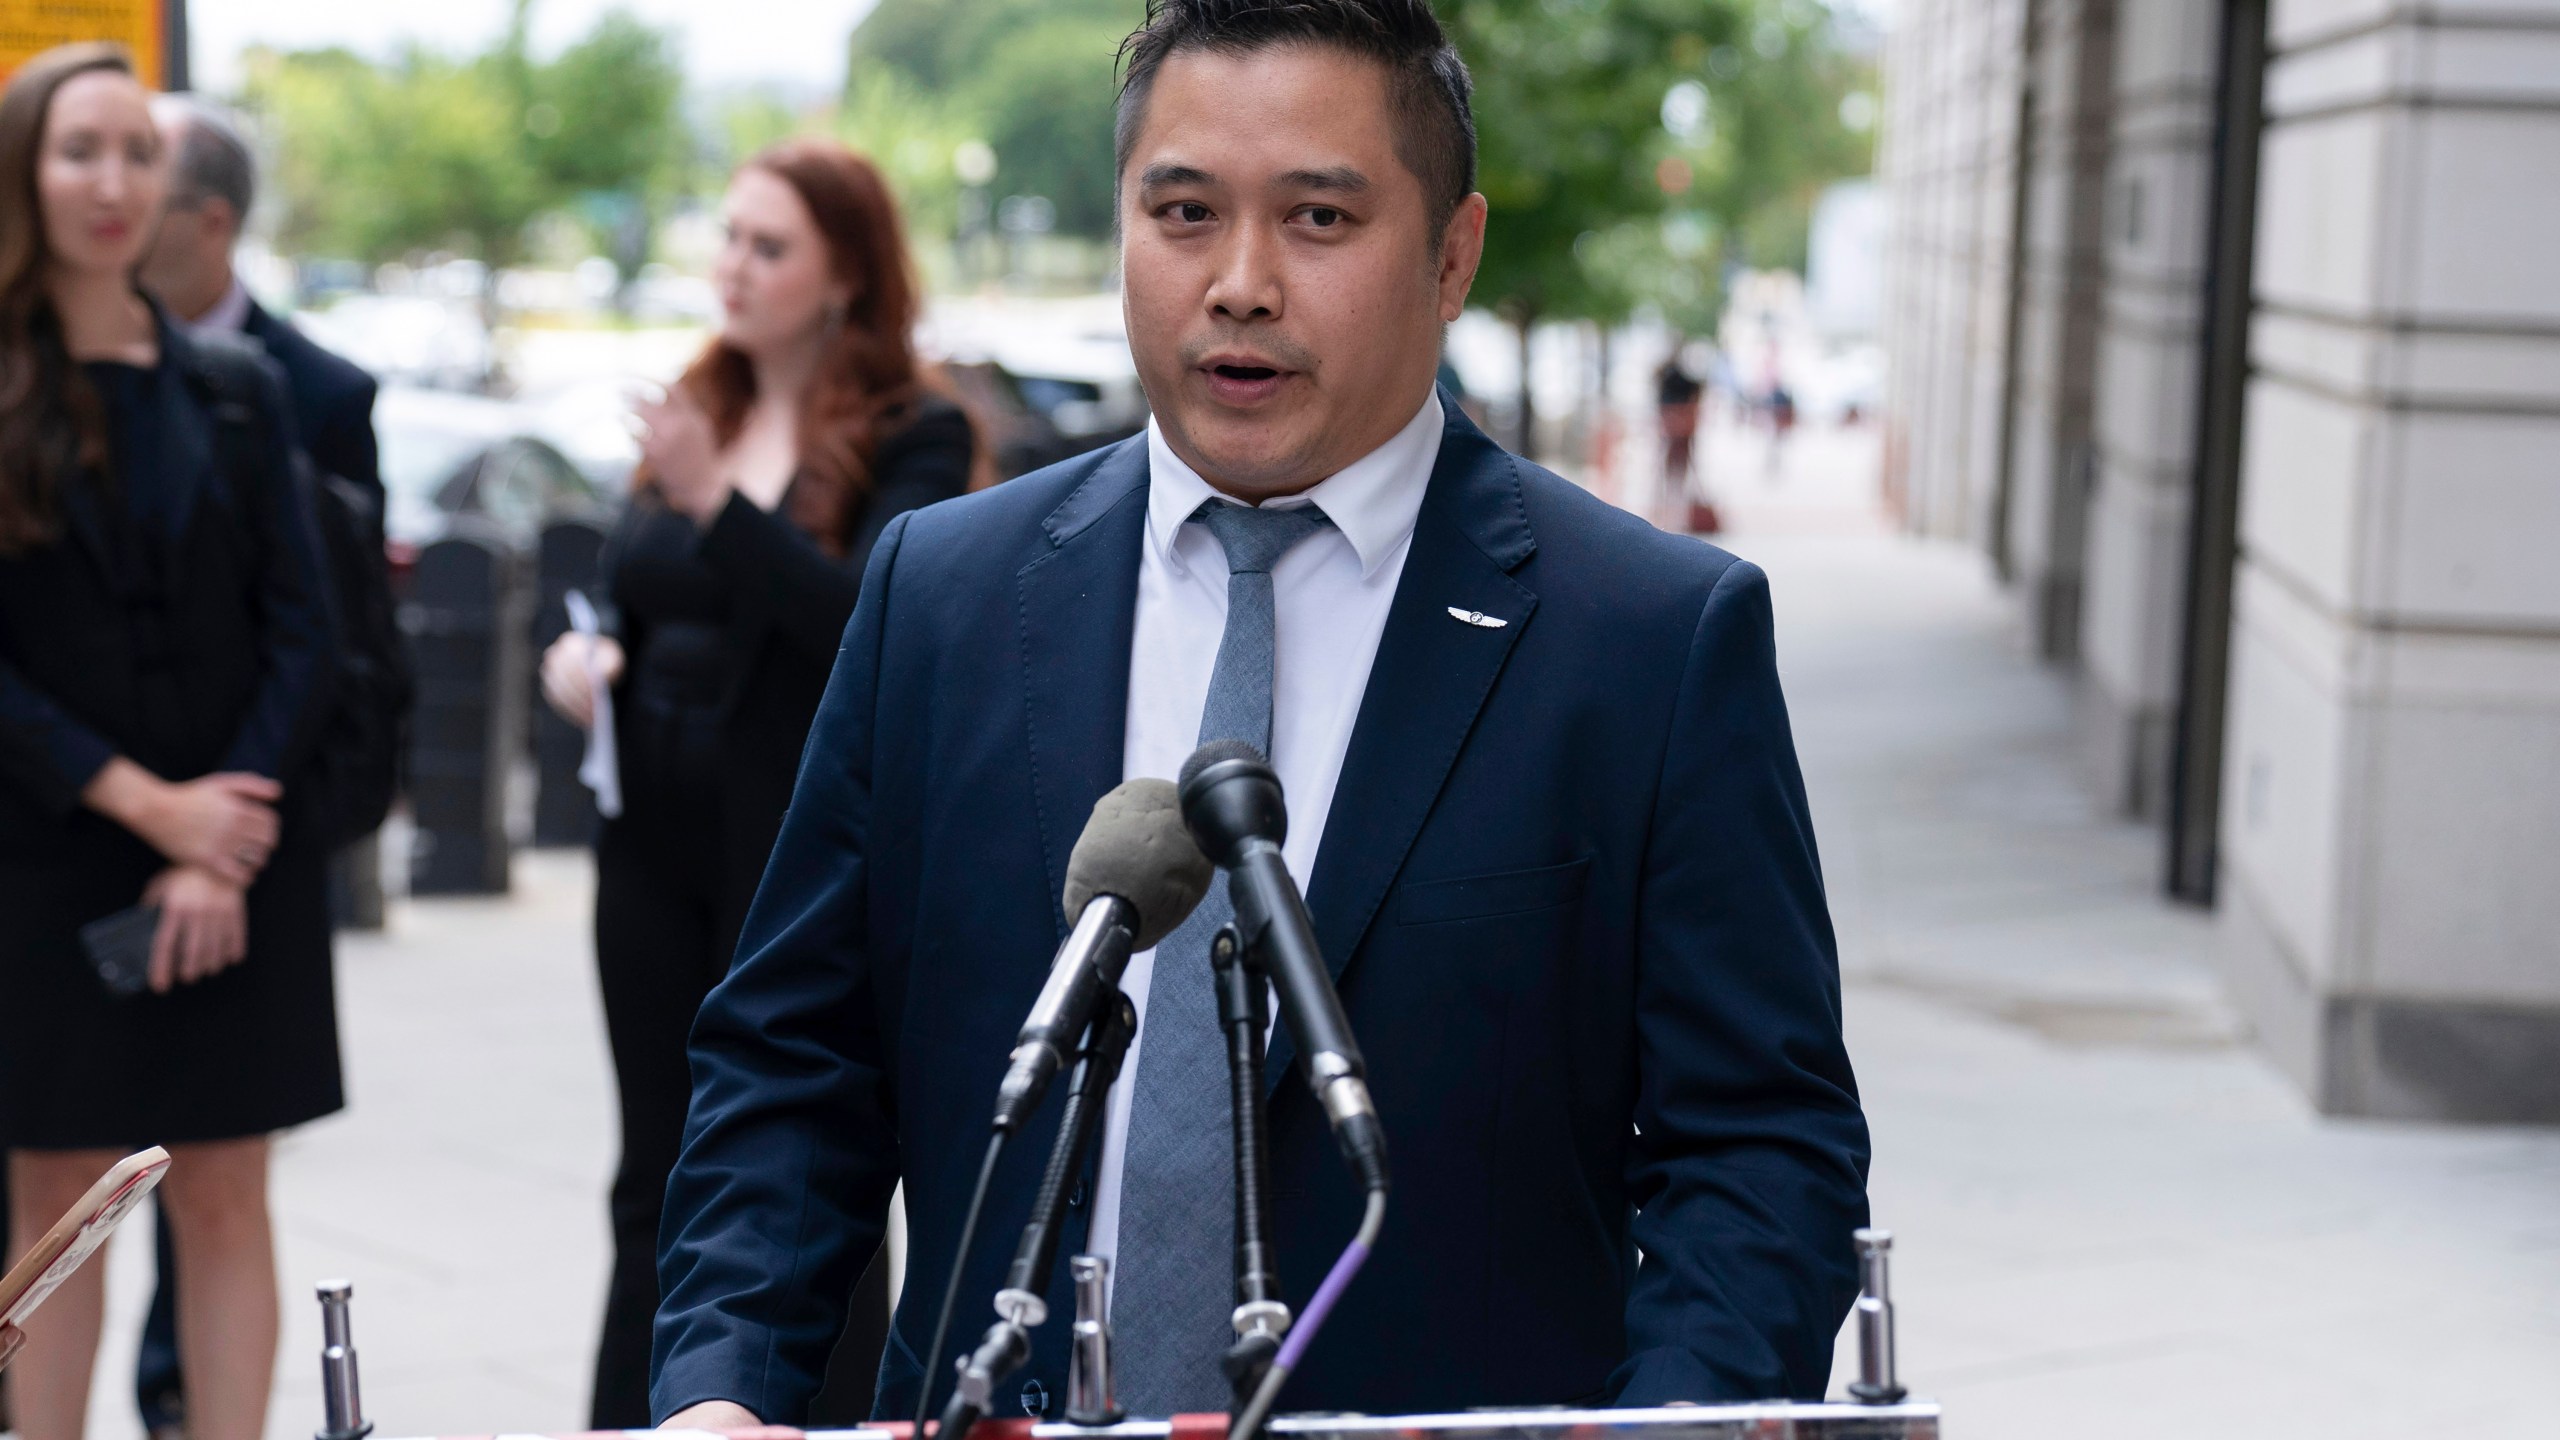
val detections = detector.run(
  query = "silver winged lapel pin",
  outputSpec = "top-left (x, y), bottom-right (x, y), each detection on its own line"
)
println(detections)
top-left (1446, 607), bottom-right (1508, 629)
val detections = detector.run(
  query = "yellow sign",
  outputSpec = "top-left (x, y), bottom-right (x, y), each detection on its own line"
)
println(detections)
top-left (1, 0), bottom-right (168, 90)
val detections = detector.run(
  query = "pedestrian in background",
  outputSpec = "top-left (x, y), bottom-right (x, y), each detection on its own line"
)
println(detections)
top-left (0, 44), bottom-right (341, 1440)
top-left (94, 92), bottom-right (391, 1440)
top-left (1655, 349), bottom-right (1714, 532)
top-left (537, 137), bottom-right (980, 1428)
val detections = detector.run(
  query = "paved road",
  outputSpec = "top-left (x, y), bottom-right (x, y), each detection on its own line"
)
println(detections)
top-left (54, 421), bottom-right (2558, 1440)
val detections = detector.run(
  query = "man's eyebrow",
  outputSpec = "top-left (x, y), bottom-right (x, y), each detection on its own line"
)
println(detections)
top-left (1275, 166), bottom-right (1371, 195)
top-left (1138, 163), bottom-right (1216, 190)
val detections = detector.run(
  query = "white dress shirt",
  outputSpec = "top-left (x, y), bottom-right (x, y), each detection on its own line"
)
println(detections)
top-left (181, 276), bottom-right (254, 337)
top-left (1087, 389), bottom-right (1445, 1280)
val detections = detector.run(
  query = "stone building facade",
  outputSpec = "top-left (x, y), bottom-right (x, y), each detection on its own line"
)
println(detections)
top-left (1878, 0), bottom-right (2560, 1121)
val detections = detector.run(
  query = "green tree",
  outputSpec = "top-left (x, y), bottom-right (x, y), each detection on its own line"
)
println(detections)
top-left (1450, 0), bottom-right (1875, 452)
top-left (1675, 0), bottom-right (1876, 275)
top-left (848, 0), bottom-right (1141, 240)
top-left (1450, 0), bottom-right (1743, 454)
top-left (247, 5), bottom-right (686, 290)
top-left (521, 9), bottom-right (686, 286)
top-left (249, 45), bottom-right (544, 272)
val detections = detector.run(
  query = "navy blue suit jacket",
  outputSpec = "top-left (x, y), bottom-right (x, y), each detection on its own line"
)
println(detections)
top-left (242, 302), bottom-right (380, 510)
top-left (652, 397), bottom-right (1869, 1422)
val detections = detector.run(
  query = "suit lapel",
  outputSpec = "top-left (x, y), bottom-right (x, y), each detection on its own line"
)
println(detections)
top-left (1269, 399), bottom-right (1540, 1090)
top-left (1015, 439), bottom-right (1151, 935)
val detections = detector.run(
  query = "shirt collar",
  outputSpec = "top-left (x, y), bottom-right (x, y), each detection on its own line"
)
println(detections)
top-left (182, 276), bottom-right (254, 337)
top-left (1144, 388), bottom-right (1444, 581)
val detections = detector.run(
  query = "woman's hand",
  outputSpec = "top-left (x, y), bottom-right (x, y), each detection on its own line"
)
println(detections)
top-left (540, 632), bottom-right (626, 730)
top-left (144, 866), bottom-right (249, 992)
top-left (638, 389), bottom-right (729, 524)
top-left (83, 758), bottom-right (280, 886)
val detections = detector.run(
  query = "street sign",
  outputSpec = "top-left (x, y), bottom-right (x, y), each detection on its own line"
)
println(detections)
top-left (0, 0), bottom-right (172, 88)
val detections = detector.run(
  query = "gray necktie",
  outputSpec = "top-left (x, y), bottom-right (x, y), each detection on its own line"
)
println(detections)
top-left (1113, 498), bottom-right (1333, 1415)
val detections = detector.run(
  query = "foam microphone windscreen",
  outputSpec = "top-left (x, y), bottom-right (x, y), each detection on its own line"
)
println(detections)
top-left (1064, 777), bottom-right (1216, 951)
top-left (1178, 738), bottom-right (1265, 791)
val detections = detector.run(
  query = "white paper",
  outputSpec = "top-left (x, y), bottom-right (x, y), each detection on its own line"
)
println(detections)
top-left (562, 590), bottom-right (624, 819)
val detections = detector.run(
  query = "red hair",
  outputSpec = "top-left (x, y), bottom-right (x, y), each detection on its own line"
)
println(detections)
top-left (652, 139), bottom-right (961, 555)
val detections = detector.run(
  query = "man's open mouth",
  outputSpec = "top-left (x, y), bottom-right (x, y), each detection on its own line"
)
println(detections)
top-left (1210, 364), bottom-right (1281, 381)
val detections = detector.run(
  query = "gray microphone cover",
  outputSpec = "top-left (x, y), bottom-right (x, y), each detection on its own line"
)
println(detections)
top-left (1063, 778), bottom-right (1215, 951)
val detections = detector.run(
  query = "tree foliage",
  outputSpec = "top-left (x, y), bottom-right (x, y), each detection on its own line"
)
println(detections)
top-left (1451, 0), bottom-right (1739, 332)
top-left (849, 0), bottom-right (1142, 239)
top-left (246, 4), bottom-right (685, 279)
top-left (1453, 0), bottom-right (1872, 334)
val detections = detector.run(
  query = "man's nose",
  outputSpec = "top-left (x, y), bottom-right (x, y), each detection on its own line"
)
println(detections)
top-left (1204, 222), bottom-right (1284, 323)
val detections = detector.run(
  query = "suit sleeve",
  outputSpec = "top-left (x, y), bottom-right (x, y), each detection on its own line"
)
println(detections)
top-left (649, 510), bottom-right (916, 1424)
top-left (313, 373), bottom-right (382, 514)
top-left (0, 655), bottom-right (117, 816)
top-left (1612, 557), bottom-right (1870, 1404)
top-left (695, 405), bottom-right (975, 661)
top-left (218, 360), bottom-right (337, 781)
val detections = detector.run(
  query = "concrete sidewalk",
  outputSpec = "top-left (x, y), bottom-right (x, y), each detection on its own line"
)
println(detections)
top-left (52, 421), bottom-right (2559, 1440)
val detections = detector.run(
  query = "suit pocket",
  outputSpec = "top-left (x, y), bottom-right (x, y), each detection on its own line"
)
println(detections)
top-left (1390, 856), bottom-right (1591, 927)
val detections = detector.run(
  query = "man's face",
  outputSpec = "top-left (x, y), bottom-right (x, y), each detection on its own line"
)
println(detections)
top-left (134, 118), bottom-right (234, 316)
top-left (1120, 44), bottom-right (1486, 499)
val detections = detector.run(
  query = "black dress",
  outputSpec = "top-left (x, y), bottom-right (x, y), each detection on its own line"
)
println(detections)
top-left (0, 323), bottom-right (341, 1151)
top-left (587, 395), bottom-right (975, 1426)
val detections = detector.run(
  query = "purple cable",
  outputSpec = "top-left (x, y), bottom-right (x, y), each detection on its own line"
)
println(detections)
top-left (1232, 1190), bottom-right (1384, 1440)
top-left (1274, 1232), bottom-right (1372, 1372)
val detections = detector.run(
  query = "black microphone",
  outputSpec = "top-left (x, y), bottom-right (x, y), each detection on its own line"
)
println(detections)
top-left (993, 778), bottom-right (1214, 1133)
top-left (1178, 741), bottom-right (1390, 1194)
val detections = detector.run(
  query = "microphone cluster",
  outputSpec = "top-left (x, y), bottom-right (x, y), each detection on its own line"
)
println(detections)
top-left (925, 743), bottom-right (1390, 1440)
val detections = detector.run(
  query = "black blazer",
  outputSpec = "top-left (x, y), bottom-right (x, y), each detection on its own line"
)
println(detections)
top-left (242, 301), bottom-right (380, 507)
top-left (650, 396), bottom-right (1870, 1421)
top-left (602, 396), bottom-right (975, 906)
top-left (0, 319), bottom-right (334, 859)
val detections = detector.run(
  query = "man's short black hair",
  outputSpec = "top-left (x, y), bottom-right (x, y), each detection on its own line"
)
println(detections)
top-left (1116, 0), bottom-right (1478, 233)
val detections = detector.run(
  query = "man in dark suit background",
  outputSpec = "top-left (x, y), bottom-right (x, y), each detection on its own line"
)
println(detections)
top-left (144, 96), bottom-right (380, 520)
top-left (653, 1), bottom-right (1869, 1429)
top-left (102, 94), bottom-right (385, 1440)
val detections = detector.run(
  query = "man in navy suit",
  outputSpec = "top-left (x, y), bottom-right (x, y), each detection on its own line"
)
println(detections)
top-left (144, 96), bottom-right (381, 518)
top-left (654, 1), bottom-right (1868, 1427)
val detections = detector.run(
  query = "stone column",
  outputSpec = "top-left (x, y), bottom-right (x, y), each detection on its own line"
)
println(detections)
top-left (2076, 0), bottom-right (2223, 817)
top-left (2216, 0), bottom-right (2560, 1120)
top-left (2001, 0), bottom-right (2117, 659)
top-left (1880, 0), bottom-right (2034, 544)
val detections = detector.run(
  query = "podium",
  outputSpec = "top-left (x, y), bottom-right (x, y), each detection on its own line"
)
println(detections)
top-left (373, 1408), bottom-right (1942, 1440)
top-left (785, 1406), bottom-right (1940, 1440)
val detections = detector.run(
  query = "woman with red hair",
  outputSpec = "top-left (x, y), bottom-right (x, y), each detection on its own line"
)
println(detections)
top-left (538, 138), bottom-right (978, 1425)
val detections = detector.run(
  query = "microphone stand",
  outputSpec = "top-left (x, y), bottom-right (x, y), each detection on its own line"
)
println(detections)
top-left (941, 991), bottom-right (1138, 1440)
top-left (1214, 923), bottom-right (1290, 1409)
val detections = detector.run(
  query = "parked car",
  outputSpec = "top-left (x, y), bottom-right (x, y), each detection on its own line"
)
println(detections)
top-left (924, 295), bottom-right (1148, 476)
top-left (376, 385), bottom-right (610, 582)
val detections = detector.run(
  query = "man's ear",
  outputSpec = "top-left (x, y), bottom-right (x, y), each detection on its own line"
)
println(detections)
top-left (1437, 192), bottom-right (1489, 323)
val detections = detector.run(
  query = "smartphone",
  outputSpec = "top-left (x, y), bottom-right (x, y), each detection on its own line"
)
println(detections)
top-left (0, 1147), bottom-right (172, 1330)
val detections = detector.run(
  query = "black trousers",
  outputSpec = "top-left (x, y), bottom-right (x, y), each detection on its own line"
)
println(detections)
top-left (589, 819), bottom-right (742, 1427)
top-left (587, 820), bottom-right (892, 1425)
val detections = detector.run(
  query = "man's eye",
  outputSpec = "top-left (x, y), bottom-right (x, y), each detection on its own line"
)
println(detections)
top-left (1304, 207), bottom-right (1343, 227)
top-left (1168, 202), bottom-right (1212, 224)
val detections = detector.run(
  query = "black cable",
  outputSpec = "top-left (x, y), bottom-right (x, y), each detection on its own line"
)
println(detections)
top-left (914, 1131), bottom-right (1008, 1435)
